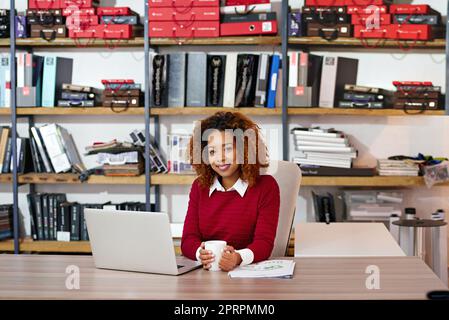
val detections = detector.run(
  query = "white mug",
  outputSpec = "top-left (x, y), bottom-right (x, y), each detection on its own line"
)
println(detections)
top-left (204, 240), bottom-right (227, 271)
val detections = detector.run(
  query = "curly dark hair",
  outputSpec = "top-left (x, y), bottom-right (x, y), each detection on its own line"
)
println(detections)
top-left (189, 111), bottom-right (269, 188)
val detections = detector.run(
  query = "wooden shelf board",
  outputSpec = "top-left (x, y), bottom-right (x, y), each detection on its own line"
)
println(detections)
top-left (150, 36), bottom-right (281, 46)
top-left (289, 37), bottom-right (446, 49)
top-left (0, 238), bottom-right (182, 254)
top-left (14, 37), bottom-right (145, 47)
top-left (287, 108), bottom-right (446, 116)
top-left (0, 107), bottom-right (445, 117)
top-left (7, 173), bottom-right (448, 187)
top-left (0, 174), bottom-right (12, 183)
top-left (0, 37), bottom-right (281, 48)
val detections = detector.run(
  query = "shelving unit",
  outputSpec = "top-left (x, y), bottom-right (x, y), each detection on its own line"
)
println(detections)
top-left (0, 107), bottom-right (445, 116)
top-left (1, 0), bottom-right (449, 256)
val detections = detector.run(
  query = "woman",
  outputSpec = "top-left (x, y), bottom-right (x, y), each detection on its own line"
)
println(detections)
top-left (181, 111), bottom-right (280, 272)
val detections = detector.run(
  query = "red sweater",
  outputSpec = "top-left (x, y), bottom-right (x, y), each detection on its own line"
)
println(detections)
top-left (181, 175), bottom-right (280, 263)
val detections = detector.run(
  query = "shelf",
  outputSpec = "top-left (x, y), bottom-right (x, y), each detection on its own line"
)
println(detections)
top-left (0, 237), bottom-right (293, 255)
top-left (0, 107), bottom-right (445, 117)
top-left (0, 238), bottom-right (182, 255)
top-left (1, 36), bottom-right (281, 48)
top-left (152, 175), bottom-right (449, 187)
top-left (2, 173), bottom-right (447, 187)
top-left (289, 37), bottom-right (446, 49)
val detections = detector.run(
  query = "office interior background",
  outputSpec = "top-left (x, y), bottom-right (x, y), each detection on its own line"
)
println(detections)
top-left (0, 0), bottom-right (448, 274)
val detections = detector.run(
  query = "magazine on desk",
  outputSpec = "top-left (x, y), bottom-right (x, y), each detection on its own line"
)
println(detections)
top-left (228, 260), bottom-right (295, 279)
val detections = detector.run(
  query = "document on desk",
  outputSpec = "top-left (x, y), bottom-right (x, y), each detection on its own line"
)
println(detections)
top-left (228, 260), bottom-right (295, 279)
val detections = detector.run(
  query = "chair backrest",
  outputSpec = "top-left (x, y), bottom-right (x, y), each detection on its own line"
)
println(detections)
top-left (261, 160), bottom-right (302, 257)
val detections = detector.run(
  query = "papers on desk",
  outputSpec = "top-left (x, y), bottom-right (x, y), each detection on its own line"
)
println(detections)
top-left (228, 260), bottom-right (295, 279)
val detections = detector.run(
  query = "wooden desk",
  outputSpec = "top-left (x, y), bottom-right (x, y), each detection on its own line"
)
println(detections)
top-left (0, 255), bottom-right (446, 300)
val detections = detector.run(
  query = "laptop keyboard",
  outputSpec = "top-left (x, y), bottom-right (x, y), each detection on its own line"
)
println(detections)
top-left (177, 265), bottom-right (184, 269)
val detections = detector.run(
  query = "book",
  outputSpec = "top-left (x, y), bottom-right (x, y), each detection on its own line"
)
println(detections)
top-left (267, 54), bottom-right (280, 108)
top-left (42, 56), bottom-right (73, 107)
top-left (186, 53), bottom-right (207, 107)
top-left (255, 53), bottom-right (270, 107)
top-left (319, 56), bottom-right (358, 108)
top-left (228, 260), bottom-right (296, 279)
top-left (206, 55), bottom-right (226, 107)
top-left (0, 56), bottom-right (9, 107)
top-left (299, 165), bottom-right (376, 176)
top-left (168, 53), bottom-right (186, 107)
top-left (38, 124), bottom-right (71, 173)
top-left (223, 53), bottom-right (237, 108)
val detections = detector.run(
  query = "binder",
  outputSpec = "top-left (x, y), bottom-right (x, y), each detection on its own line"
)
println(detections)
top-left (267, 54), bottom-right (280, 109)
top-left (0, 56), bottom-right (9, 107)
top-left (17, 86), bottom-right (37, 107)
top-left (255, 53), bottom-right (270, 107)
top-left (186, 53), bottom-right (207, 107)
top-left (168, 53), bottom-right (186, 108)
top-left (206, 54), bottom-right (226, 107)
top-left (150, 54), bottom-right (169, 107)
top-left (235, 54), bottom-right (259, 107)
top-left (319, 56), bottom-right (358, 108)
top-left (17, 53), bottom-right (26, 88)
top-left (223, 53), bottom-right (237, 108)
top-left (30, 126), bottom-right (53, 173)
top-left (42, 56), bottom-right (73, 107)
top-left (38, 124), bottom-right (72, 173)
top-left (288, 52), bottom-right (299, 87)
top-left (32, 55), bottom-right (45, 106)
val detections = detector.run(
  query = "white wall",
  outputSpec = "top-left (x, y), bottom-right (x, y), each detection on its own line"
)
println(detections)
top-left (0, 0), bottom-right (448, 262)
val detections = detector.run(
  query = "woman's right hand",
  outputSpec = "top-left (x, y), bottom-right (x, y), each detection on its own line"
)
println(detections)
top-left (199, 242), bottom-right (215, 270)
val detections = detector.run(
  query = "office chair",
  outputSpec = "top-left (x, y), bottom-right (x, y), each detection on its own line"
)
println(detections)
top-left (261, 160), bottom-right (302, 257)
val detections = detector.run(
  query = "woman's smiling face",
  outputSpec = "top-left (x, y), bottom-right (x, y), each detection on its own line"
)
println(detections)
top-left (207, 130), bottom-right (240, 179)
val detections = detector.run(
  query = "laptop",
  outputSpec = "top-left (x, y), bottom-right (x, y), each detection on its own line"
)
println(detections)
top-left (84, 208), bottom-right (201, 275)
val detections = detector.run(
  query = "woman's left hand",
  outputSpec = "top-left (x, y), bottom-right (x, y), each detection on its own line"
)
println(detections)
top-left (219, 245), bottom-right (242, 272)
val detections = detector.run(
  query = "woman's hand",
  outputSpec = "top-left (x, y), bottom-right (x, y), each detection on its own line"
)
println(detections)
top-left (198, 242), bottom-right (215, 270)
top-left (219, 245), bottom-right (242, 272)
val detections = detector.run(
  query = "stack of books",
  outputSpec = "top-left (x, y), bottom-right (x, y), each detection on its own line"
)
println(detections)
top-left (85, 139), bottom-right (143, 176)
top-left (377, 159), bottom-right (420, 176)
top-left (393, 81), bottom-right (443, 111)
top-left (338, 84), bottom-right (393, 109)
top-left (291, 126), bottom-right (375, 176)
top-left (129, 130), bottom-right (168, 173)
top-left (58, 83), bottom-right (98, 107)
top-left (28, 194), bottom-right (152, 242)
top-left (220, 0), bottom-right (277, 37)
top-left (292, 127), bottom-right (357, 169)
top-left (102, 79), bottom-right (142, 108)
top-left (30, 124), bottom-right (85, 174)
top-left (0, 204), bottom-right (13, 240)
top-left (167, 134), bottom-right (193, 174)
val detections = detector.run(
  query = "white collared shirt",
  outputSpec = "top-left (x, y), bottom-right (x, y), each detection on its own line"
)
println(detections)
top-left (195, 177), bottom-right (254, 266)
top-left (208, 177), bottom-right (249, 198)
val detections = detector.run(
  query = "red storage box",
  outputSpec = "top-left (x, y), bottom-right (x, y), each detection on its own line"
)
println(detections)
top-left (306, 0), bottom-right (386, 5)
top-left (220, 20), bottom-right (277, 36)
top-left (389, 24), bottom-right (431, 40)
top-left (149, 0), bottom-right (219, 7)
top-left (28, 0), bottom-right (61, 9)
top-left (60, 0), bottom-right (98, 8)
top-left (351, 13), bottom-right (391, 25)
top-left (97, 7), bottom-right (131, 16)
top-left (389, 4), bottom-right (430, 14)
top-left (63, 7), bottom-right (96, 15)
top-left (69, 24), bottom-right (133, 38)
top-left (225, 0), bottom-right (270, 5)
top-left (347, 5), bottom-right (388, 14)
top-left (149, 21), bottom-right (219, 37)
top-left (69, 26), bottom-right (98, 38)
top-left (354, 25), bottom-right (389, 38)
top-left (66, 14), bottom-right (99, 26)
top-left (149, 7), bottom-right (219, 21)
